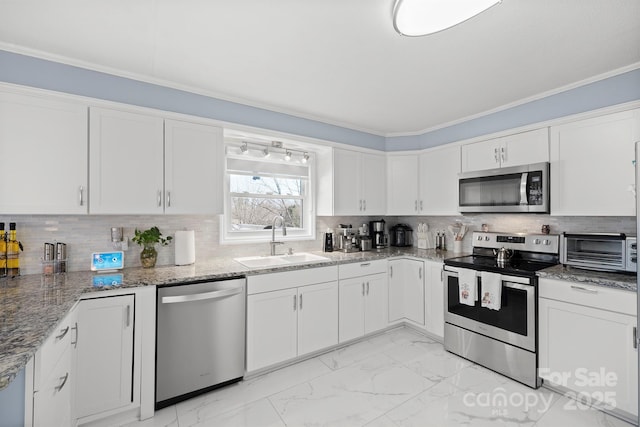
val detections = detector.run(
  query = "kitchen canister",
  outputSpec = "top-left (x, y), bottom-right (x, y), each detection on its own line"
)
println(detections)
top-left (175, 230), bottom-right (196, 265)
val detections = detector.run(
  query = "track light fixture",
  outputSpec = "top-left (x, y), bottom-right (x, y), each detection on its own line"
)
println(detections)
top-left (236, 141), bottom-right (311, 163)
top-left (284, 150), bottom-right (292, 161)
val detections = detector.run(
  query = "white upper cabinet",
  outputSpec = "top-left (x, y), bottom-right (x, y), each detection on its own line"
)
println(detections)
top-left (90, 108), bottom-right (223, 214)
top-left (550, 109), bottom-right (639, 216)
top-left (461, 128), bottom-right (549, 172)
top-left (386, 155), bottom-right (419, 215)
top-left (164, 119), bottom-right (224, 214)
top-left (90, 107), bottom-right (164, 214)
top-left (419, 145), bottom-right (460, 215)
top-left (0, 91), bottom-right (88, 214)
top-left (330, 148), bottom-right (387, 216)
top-left (387, 145), bottom-right (460, 215)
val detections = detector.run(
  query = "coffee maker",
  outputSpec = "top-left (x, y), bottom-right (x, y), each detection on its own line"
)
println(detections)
top-left (369, 219), bottom-right (387, 249)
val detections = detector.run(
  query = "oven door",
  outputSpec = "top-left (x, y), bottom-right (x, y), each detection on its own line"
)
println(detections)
top-left (444, 267), bottom-right (536, 352)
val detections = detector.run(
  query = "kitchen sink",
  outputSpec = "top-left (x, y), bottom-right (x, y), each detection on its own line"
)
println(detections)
top-left (234, 252), bottom-right (330, 268)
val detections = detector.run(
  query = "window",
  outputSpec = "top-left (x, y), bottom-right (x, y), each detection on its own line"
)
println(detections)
top-left (222, 143), bottom-right (315, 243)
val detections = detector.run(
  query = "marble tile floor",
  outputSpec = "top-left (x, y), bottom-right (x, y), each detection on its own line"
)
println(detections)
top-left (123, 327), bottom-right (634, 427)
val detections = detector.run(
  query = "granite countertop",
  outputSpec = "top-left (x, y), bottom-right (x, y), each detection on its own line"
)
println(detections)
top-left (0, 247), bottom-right (449, 391)
top-left (537, 264), bottom-right (637, 292)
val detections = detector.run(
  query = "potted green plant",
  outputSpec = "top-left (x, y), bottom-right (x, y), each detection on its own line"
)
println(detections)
top-left (131, 226), bottom-right (172, 268)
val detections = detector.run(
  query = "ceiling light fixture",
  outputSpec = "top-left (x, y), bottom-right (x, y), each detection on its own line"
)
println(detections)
top-left (284, 150), bottom-right (292, 161)
top-left (301, 152), bottom-right (309, 164)
top-left (392, 0), bottom-right (501, 37)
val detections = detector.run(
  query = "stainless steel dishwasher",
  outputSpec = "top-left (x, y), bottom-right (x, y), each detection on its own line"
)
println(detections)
top-left (156, 277), bottom-right (246, 409)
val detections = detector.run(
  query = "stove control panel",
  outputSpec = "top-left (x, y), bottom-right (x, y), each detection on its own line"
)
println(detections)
top-left (472, 232), bottom-right (559, 254)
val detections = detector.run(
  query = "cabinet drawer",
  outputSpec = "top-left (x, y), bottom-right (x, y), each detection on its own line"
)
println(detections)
top-left (33, 347), bottom-right (71, 427)
top-left (248, 266), bottom-right (338, 294)
top-left (339, 259), bottom-right (387, 279)
top-left (35, 310), bottom-right (75, 386)
top-left (539, 278), bottom-right (636, 316)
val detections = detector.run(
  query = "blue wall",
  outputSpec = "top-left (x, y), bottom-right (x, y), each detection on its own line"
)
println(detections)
top-left (2, 50), bottom-right (638, 154)
top-left (0, 368), bottom-right (25, 427)
top-left (386, 68), bottom-right (640, 151)
top-left (0, 50), bottom-right (386, 151)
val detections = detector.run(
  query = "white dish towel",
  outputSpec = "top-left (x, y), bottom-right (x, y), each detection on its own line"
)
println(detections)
top-left (458, 268), bottom-right (477, 306)
top-left (481, 271), bottom-right (502, 310)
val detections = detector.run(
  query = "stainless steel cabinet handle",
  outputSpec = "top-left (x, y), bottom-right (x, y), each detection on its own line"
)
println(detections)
top-left (360, 263), bottom-right (371, 267)
top-left (161, 287), bottom-right (244, 304)
top-left (390, 266), bottom-right (393, 278)
top-left (78, 186), bottom-right (84, 206)
top-left (494, 147), bottom-right (499, 163)
top-left (634, 327), bottom-right (637, 349)
top-left (157, 190), bottom-right (162, 207)
top-left (167, 191), bottom-right (171, 208)
top-left (299, 294), bottom-right (303, 310)
top-left (414, 200), bottom-right (418, 211)
top-left (441, 267), bottom-right (444, 282)
top-left (126, 305), bottom-right (131, 327)
top-left (55, 326), bottom-right (70, 340)
top-left (71, 322), bottom-right (78, 348)
top-left (366, 282), bottom-right (370, 295)
top-left (293, 294), bottom-right (297, 311)
top-left (570, 285), bottom-right (598, 294)
top-left (362, 282), bottom-right (365, 296)
top-left (54, 373), bottom-right (69, 392)
top-left (419, 267), bottom-right (422, 280)
top-left (500, 146), bottom-right (506, 163)
top-left (420, 200), bottom-right (423, 211)
top-left (359, 199), bottom-right (363, 211)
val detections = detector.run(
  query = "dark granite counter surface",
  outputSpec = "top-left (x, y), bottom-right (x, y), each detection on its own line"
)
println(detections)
top-left (537, 264), bottom-right (637, 292)
top-left (0, 247), bottom-right (451, 390)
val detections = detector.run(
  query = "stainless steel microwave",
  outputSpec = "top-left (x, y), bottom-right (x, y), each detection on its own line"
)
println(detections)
top-left (458, 162), bottom-right (549, 213)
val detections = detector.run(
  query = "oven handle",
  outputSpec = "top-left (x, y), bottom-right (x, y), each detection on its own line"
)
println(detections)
top-left (444, 267), bottom-right (531, 286)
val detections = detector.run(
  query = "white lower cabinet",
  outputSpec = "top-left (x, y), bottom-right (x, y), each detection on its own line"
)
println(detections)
top-left (387, 258), bottom-right (425, 326)
top-left (424, 260), bottom-right (445, 339)
top-left (32, 306), bottom-right (77, 427)
top-left (246, 266), bottom-right (339, 372)
top-left (338, 260), bottom-right (389, 343)
top-left (539, 278), bottom-right (638, 419)
top-left (75, 294), bottom-right (135, 420)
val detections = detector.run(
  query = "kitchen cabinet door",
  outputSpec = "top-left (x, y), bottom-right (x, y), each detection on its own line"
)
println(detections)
top-left (361, 153), bottom-right (387, 215)
top-left (297, 281), bottom-right (339, 356)
top-left (164, 120), bottom-right (224, 214)
top-left (386, 155), bottom-right (419, 215)
top-left (387, 260), bottom-right (405, 322)
top-left (89, 107), bottom-right (164, 214)
top-left (539, 297), bottom-right (638, 417)
top-left (75, 294), bottom-right (135, 419)
top-left (425, 260), bottom-right (444, 339)
top-left (338, 277), bottom-right (366, 342)
top-left (403, 260), bottom-right (425, 326)
top-left (461, 128), bottom-right (548, 172)
top-left (246, 288), bottom-right (298, 371)
top-left (550, 109), bottom-right (639, 216)
top-left (333, 148), bottom-right (362, 215)
top-left (364, 272), bottom-right (389, 334)
top-left (418, 146), bottom-right (460, 215)
top-left (0, 91), bottom-right (88, 214)
top-left (33, 347), bottom-right (72, 427)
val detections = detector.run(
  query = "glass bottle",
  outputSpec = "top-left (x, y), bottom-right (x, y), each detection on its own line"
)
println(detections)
top-left (7, 222), bottom-right (21, 277)
top-left (0, 223), bottom-right (6, 276)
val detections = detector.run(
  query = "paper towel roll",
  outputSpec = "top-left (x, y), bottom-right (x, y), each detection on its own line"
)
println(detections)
top-left (175, 230), bottom-right (196, 265)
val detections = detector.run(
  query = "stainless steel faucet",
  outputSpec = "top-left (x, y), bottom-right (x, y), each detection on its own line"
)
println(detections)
top-left (270, 215), bottom-right (287, 256)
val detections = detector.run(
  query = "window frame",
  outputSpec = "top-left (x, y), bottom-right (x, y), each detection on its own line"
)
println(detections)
top-left (221, 143), bottom-right (316, 244)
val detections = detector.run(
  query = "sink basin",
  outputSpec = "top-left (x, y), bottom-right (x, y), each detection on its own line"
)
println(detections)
top-left (234, 252), bottom-right (330, 268)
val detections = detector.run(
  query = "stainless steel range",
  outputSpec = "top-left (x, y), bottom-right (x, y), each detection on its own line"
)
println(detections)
top-left (443, 231), bottom-right (560, 388)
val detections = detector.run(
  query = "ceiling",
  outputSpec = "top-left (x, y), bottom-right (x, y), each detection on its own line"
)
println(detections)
top-left (0, 0), bottom-right (639, 136)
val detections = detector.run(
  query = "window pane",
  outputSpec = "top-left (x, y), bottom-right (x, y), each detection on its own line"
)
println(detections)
top-left (230, 174), bottom-right (303, 196)
top-left (231, 197), bottom-right (303, 230)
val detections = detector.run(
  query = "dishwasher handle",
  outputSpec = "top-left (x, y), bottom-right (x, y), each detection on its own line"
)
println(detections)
top-left (161, 286), bottom-right (244, 304)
